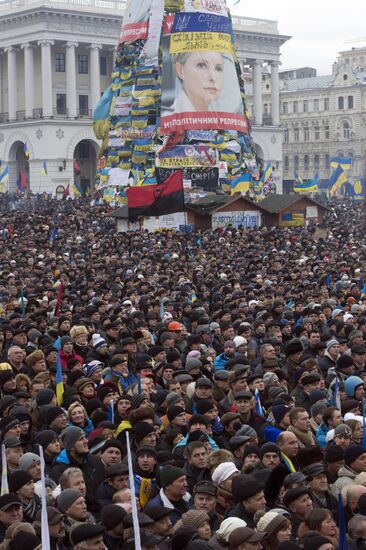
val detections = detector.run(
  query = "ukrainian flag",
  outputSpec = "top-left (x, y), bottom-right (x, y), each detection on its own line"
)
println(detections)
top-left (261, 161), bottom-right (273, 183)
top-left (231, 173), bottom-right (252, 195)
top-left (0, 166), bottom-right (9, 193)
top-left (294, 171), bottom-right (303, 185)
top-left (352, 178), bottom-right (366, 201)
top-left (23, 143), bottom-right (29, 158)
top-left (330, 156), bottom-right (352, 170)
top-left (54, 338), bottom-right (64, 406)
top-left (293, 174), bottom-right (319, 193)
top-left (71, 181), bottom-right (82, 197)
top-left (41, 161), bottom-right (48, 177)
top-left (324, 165), bottom-right (347, 193)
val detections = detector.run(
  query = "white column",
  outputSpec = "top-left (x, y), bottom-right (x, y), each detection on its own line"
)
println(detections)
top-left (5, 47), bottom-right (17, 121)
top-left (0, 54), bottom-right (3, 114)
top-left (38, 39), bottom-right (54, 117)
top-left (252, 60), bottom-right (263, 126)
top-left (22, 43), bottom-right (35, 119)
top-left (66, 41), bottom-right (78, 118)
top-left (89, 44), bottom-right (102, 115)
top-left (271, 62), bottom-right (280, 126)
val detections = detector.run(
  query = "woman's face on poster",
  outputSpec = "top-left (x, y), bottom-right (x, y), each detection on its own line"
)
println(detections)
top-left (175, 52), bottom-right (224, 109)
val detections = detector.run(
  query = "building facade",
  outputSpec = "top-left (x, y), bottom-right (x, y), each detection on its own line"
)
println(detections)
top-left (0, 0), bottom-right (289, 195)
top-left (251, 47), bottom-right (366, 192)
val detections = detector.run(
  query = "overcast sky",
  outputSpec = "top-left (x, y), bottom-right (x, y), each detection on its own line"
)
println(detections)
top-left (232, 0), bottom-right (366, 74)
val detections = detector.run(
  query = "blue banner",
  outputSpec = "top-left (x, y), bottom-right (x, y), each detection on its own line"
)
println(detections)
top-left (172, 12), bottom-right (231, 34)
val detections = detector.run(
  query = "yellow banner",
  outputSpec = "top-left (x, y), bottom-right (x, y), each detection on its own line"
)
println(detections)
top-left (170, 32), bottom-right (232, 53)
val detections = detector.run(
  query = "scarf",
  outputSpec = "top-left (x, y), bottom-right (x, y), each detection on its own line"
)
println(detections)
top-left (287, 426), bottom-right (316, 448)
top-left (281, 452), bottom-right (296, 472)
top-left (22, 498), bottom-right (37, 521)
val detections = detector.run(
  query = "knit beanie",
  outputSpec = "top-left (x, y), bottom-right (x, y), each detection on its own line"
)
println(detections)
top-left (345, 444), bottom-right (366, 466)
top-left (344, 376), bottom-right (364, 398)
top-left (97, 385), bottom-right (115, 402)
top-left (101, 504), bottom-right (127, 530)
top-left (196, 400), bottom-right (216, 415)
top-left (9, 470), bottom-right (33, 493)
top-left (271, 405), bottom-right (290, 424)
top-left (181, 510), bottom-right (209, 529)
top-left (0, 416), bottom-right (19, 437)
top-left (85, 360), bottom-right (104, 378)
top-left (188, 414), bottom-right (208, 429)
top-left (326, 338), bottom-right (339, 352)
top-left (336, 354), bottom-right (355, 371)
top-left (130, 394), bottom-right (148, 410)
top-left (19, 452), bottom-right (40, 471)
top-left (216, 518), bottom-right (248, 542)
top-left (92, 333), bottom-right (107, 351)
top-left (101, 438), bottom-right (123, 454)
top-left (256, 512), bottom-right (288, 535)
top-left (134, 421), bottom-right (155, 443)
top-left (35, 388), bottom-right (55, 407)
top-left (36, 430), bottom-right (58, 449)
top-left (167, 405), bottom-right (185, 423)
top-left (260, 443), bottom-right (281, 460)
top-left (56, 488), bottom-right (82, 513)
top-left (166, 392), bottom-right (183, 407)
top-left (46, 406), bottom-right (65, 426)
top-left (9, 532), bottom-right (40, 550)
top-left (160, 466), bottom-right (185, 488)
top-left (60, 426), bottom-right (84, 451)
top-left (243, 444), bottom-right (260, 459)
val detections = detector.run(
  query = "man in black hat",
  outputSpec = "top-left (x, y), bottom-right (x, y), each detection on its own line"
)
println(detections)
top-left (233, 391), bottom-right (266, 437)
top-left (147, 466), bottom-right (190, 525)
top-left (283, 339), bottom-right (304, 391)
top-left (69, 522), bottom-right (106, 550)
top-left (0, 493), bottom-right (23, 543)
top-left (283, 486), bottom-right (313, 537)
top-left (101, 503), bottom-right (126, 550)
top-left (187, 377), bottom-right (213, 414)
top-left (302, 462), bottom-right (337, 511)
top-left (192, 480), bottom-right (221, 532)
top-left (96, 463), bottom-right (129, 507)
top-left (34, 506), bottom-right (66, 550)
top-left (226, 474), bottom-right (266, 527)
top-left (228, 526), bottom-right (267, 550)
top-left (144, 505), bottom-right (172, 550)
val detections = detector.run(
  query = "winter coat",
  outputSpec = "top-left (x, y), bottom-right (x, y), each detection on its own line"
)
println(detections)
top-left (331, 464), bottom-right (357, 496)
top-left (147, 488), bottom-right (191, 526)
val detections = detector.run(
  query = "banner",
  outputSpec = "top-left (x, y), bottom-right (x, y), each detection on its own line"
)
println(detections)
top-left (156, 144), bottom-right (217, 167)
top-left (281, 212), bottom-right (304, 227)
top-left (160, 18), bottom-right (248, 134)
top-left (120, 0), bottom-right (153, 43)
top-left (184, 0), bottom-right (228, 15)
top-left (157, 167), bottom-right (219, 189)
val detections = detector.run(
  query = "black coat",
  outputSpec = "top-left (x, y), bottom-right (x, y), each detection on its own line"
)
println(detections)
top-left (225, 503), bottom-right (256, 528)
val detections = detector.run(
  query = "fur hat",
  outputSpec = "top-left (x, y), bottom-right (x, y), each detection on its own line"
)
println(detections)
top-left (70, 325), bottom-right (88, 339)
top-left (25, 350), bottom-right (45, 368)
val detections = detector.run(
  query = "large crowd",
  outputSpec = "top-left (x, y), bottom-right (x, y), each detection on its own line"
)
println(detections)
top-left (0, 193), bottom-right (366, 550)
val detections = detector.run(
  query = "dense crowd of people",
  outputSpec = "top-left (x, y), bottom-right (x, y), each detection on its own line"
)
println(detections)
top-left (0, 193), bottom-right (366, 549)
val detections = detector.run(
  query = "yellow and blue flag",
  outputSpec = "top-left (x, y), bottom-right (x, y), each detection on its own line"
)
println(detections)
top-left (231, 173), bottom-right (251, 195)
top-left (324, 165), bottom-right (347, 193)
top-left (23, 143), bottom-right (29, 158)
top-left (0, 166), bottom-right (9, 193)
top-left (71, 181), bottom-right (82, 197)
top-left (54, 337), bottom-right (64, 406)
top-left (261, 161), bottom-right (273, 184)
top-left (293, 173), bottom-right (319, 193)
top-left (349, 178), bottom-right (365, 201)
top-left (330, 156), bottom-right (352, 170)
top-left (41, 161), bottom-right (48, 177)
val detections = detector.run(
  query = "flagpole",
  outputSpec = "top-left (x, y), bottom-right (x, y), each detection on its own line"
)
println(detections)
top-left (126, 431), bottom-right (141, 550)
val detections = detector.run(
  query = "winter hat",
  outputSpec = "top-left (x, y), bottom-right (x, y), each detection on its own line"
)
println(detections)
top-left (243, 444), bottom-right (260, 459)
top-left (196, 400), bottom-right (216, 415)
top-left (70, 325), bottom-right (88, 339)
top-left (8, 471), bottom-right (33, 493)
top-left (344, 376), bottom-right (364, 397)
top-left (345, 445), bottom-right (366, 466)
top-left (69, 524), bottom-right (105, 546)
top-left (233, 336), bottom-right (247, 348)
top-left (167, 405), bottom-right (185, 423)
top-left (212, 462), bottom-right (239, 486)
top-left (74, 377), bottom-right (94, 393)
top-left (0, 416), bottom-right (19, 437)
top-left (185, 358), bottom-right (202, 372)
top-left (336, 354), bottom-right (354, 371)
top-left (188, 414), bottom-right (208, 429)
top-left (9, 532), bottom-right (40, 550)
top-left (36, 430), bottom-right (58, 449)
top-left (11, 406), bottom-right (31, 424)
top-left (284, 339), bottom-right (303, 357)
top-left (171, 526), bottom-right (196, 550)
top-left (18, 452), bottom-right (40, 471)
top-left (101, 504), bottom-right (127, 530)
top-left (130, 394), bottom-right (148, 410)
top-left (0, 371), bottom-right (15, 386)
top-left (92, 333), bottom-right (107, 351)
top-left (35, 388), bottom-right (55, 407)
top-left (272, 405), bottom-right (290, 424)
top-left (160, 466), bottom-right (185, 488)
top-left (60, 426), bottom-right (84, 451)
top-left (181, 510), bottom-right (209, 529)
top-left (324, 445), bottom-right (345, 463)
top-left (46, 406), bottom-right (65, 426)
top-left (85, 360), bottom-right (104, 378)
top-left (332, 308), bottom-right (344, 319)
top-left (232, 474), bottom-right (263, 503)
top-left (326, 338), bottom-right (339, 352)
top-left (25, 350), bottom-right (45, 368)
top-left (256, 512), bottom-right (288, 535)
top-left (56, 488), bottom-right (83, 513)
top-left (260, 443), bottom-right (281, 460)
top-left (134, 422), bottom-right (155, 444)
top-left (303, 534), bottom-right (334, 550)
top-left (267, 386), bottom-right (286, 400)
top-left (166, 392), bottom-right (184, 407)
top-left (216, 518), bottom-right (248, 542)
top-left (97, 386), bottom-right (115, 402)
top-left (101, 439), bottom-right (123, 454)
top-left (263, 372), bottom-right (279, 386)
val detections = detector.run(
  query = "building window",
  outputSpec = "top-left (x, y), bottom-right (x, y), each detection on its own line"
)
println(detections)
top-left (303, 100), bottom-right (308, 112)
top-left (78, 54), bottom-right (88, 74)
top-left (343, 122), bottom-right (350, 139)
top-left (100, 56), bottom-right (107, 76)
top-left (338, 96), bottom-right (344, 109)
top-left (282, 102), bottom-right (288, 114)
top-left (324, 98), bottom-right (330, 111)
top-left (314, 154), bottom-right (320, 170)
top-left (348, 95), bottom-right (354, 109)
top-left (55, 52), bottom-right (65, 72)
top-left (294, 127), bottom-right (299, 142)
top-left (78, 141), bottom-right (91, 159)
top-left (284, 156), bottom-right (289, 170)
top-left (315, 127), bottom-right (320, 140)
top-left (325, 154), bottom-right (330, 169)
top-left (304, 127), bottom-right (310, 141)
top-left (325, 126), bottom-right (330, 139)
top-left (314, 99), bottom-right (319, 112)
top-left (293, 101), bottom-right (298, 113)
top-left (294, 156), bottom-right (299, 171)
top-left (78, 95), bottom-right (89, 115)
top-left (304, 155), bottom-right (309, 170)
top-left (264, 103), bottom-right (268, 115)
top-left (284, 129), bottom-right (289, 142)
top-left (56, 93), bottom-right (67, 115)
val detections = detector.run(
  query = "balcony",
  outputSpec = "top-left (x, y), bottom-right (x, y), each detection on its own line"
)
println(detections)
top-left (0, 0), bottom-right (126, 15)
top-left (53, 108), bottom-right (69, 118)
top-left (0, 112), bottom-right (8, 123)
top-left (16, 111), bottom-right (26, 121)
top-left (77, 109), bottom-right (92, 119)
top-left (0, 108), bottom-right (92, 123)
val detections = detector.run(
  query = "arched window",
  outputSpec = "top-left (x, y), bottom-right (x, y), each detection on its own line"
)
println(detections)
top-left (343, 122), bottom-right (350, 139)
top-left (314, 154), bottom-right (320, 170)
top-left (304, 155), bottom-right (309, 170)
top-left (294, 156), bottom-right (299, 171)
top-left (325, 154), bottom-right (330, 169)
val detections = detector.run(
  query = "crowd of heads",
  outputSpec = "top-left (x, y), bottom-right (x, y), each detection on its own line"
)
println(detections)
top-left (0, 194), bottom-right (366, 549)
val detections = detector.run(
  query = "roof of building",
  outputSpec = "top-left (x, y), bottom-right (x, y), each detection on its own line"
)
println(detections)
top-left (259, 194), bottom-right (330, 213)
top-left (282, 74), bottom-right (334, 92)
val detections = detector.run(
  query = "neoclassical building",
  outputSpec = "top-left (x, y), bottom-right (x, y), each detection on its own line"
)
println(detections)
top-left (0, 0), bottom-right (289, 194)
top-left (247, 46), bottom-right (366, 191)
